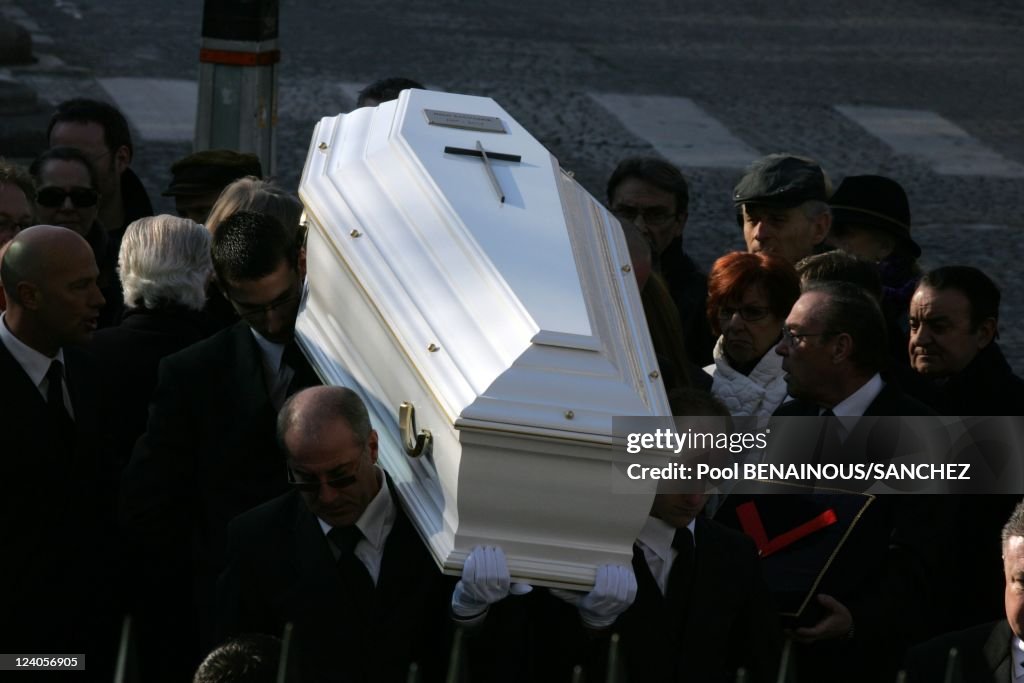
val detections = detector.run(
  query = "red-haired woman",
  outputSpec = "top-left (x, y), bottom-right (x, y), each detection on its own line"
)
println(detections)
top-left (703, 252), bottom-right (801, 416)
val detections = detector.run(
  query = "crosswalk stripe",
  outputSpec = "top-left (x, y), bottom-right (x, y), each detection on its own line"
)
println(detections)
top-left (835, 104), bottom-right (1024, 178)
top-left (99, 77), bottom-right (196, 143)
top-left (589, 93), bottom-right (760, 169)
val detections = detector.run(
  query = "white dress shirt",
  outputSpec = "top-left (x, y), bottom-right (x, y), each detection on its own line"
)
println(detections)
top-left (822, 372), bottom-right (884, 441)
top-left (317, 467), bottom-right (396, 585)
top-left (635, 514), bottom-right (697, 596)
top-left (0, 312), bottom-right (74, 417)
top-left (1013, 634), bottom-right (1024, 680)
top-left (249, 328), bottom-right (293, 410)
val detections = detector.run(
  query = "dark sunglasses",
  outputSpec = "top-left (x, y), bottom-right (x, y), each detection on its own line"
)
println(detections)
top-left (36, 187), bottom-right (99, 209)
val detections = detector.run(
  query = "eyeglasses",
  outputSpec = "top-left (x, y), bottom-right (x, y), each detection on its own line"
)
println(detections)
top-left (36, 187), bottom-right (99, 209)
top-left (286, 454), bottom-right (364, 493)
top-left (228, 281), bottom-right (302, 321)
top-left (718, 305), bottom-right (771, 322)
top-left (780, 327), bottom-right (834, 346)
top-left (610, 205), bottom-right (678, 228)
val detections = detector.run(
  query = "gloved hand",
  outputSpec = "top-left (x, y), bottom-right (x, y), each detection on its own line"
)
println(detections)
top-left (550, 564), bottom-right (638, 629)
top-left (451, 546), bottom-right (531, 619)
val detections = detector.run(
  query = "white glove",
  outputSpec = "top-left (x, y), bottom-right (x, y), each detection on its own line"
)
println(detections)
top-left (550, 564), bottom-right (638, 629)
top-left (451, 546), bottom-right (531, 618)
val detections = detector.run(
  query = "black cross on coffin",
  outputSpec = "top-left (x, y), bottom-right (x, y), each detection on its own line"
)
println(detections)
top-left (444, 141), bottom-right (523, 204)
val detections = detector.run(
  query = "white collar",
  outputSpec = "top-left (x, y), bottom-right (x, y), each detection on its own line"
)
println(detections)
top-left (830, 373), bottom-right (884, 418)
top-left (637, 514), bottom-right (697, 565)
top-left (0, 313), bottom-right (65, 387)
top-left (1013, 634), bottom-right (1024, 680)
top-left (249, 327), bottom-right (286, 370)
top-left (317, 467), bottom-right (395, 551)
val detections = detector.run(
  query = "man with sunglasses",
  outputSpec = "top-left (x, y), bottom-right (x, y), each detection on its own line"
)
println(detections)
top-left (30, 146), bottom-right (123, 327)
top-left (606, 157), bottom-right (715, 365)
top-left (47, 98), bottom-right (153, 235)
top-left (0, 161), bottom-right (34, 247)
top-left (218, 386), bottom-right (455, 682)
top-left (122, 210), bottom-right (319, 680)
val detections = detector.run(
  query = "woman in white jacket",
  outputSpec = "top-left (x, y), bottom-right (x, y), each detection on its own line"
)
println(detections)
top-left (703, 252), bottom-right (801, 416)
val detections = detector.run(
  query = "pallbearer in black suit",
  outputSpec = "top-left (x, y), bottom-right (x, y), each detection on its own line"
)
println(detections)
top-left (217, 386), bottom-right (455, 683)
top-left (616, 391), bottom-right (782, 683)
top-left (0, 225), bottom-right (117, 673)
top-left (121, 210), bottom-right (319, 678)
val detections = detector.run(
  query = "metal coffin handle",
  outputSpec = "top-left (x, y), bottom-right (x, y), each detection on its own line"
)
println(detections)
top-left (399, 401), bottom-right (432, 458)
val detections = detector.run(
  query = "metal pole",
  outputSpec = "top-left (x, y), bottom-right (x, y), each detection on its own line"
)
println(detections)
top-left (195, 0), bottom-right (279, 175)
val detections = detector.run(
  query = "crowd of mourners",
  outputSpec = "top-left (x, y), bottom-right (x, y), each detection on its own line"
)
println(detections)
top-left (2, 78), bottom-right (1024, 683)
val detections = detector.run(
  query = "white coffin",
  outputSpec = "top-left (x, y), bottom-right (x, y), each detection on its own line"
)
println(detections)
top-left (297, 89), bottom-right (669, 588)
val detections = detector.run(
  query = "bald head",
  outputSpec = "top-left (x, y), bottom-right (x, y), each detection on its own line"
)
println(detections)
top-left (2, 225), bottom-right (92, 301)
top-left (277, 386), bottom-right (380, 526)
top-left (1, 224), bottom-right (104, 355)
top-left (277, 386), bottom-right (372, 455)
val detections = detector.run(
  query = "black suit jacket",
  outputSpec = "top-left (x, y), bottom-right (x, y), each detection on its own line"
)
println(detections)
top-left (88, 306), bottom-right (213, 470)
top-left (772, 380), bottom-right (936, 418)
top-left (120, 320), bottom-right (303, 659)
top-left (0, 340), bottom-right (117, 667)
top-left (754, 382), bottom-right (951, 681)
top-left (904, 620), bottom-right (1012, 683)
top-left (614, 516), bottom-right (782, 683)
top-left (217, 484), bottom-right (455, 683)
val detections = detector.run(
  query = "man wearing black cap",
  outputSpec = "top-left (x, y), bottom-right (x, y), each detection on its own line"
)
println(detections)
top-left (734, 154), bottom-right (832, 265)
top-left (164, 150), bottom-right (263, 224)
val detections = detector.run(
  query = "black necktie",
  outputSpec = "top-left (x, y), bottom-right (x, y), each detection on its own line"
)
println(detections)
top-left (283, 339), bottom-right (319, 397)
top-left (45, 360), bottom-right (74, 435)
top-left (812, 408), bottom-right (840, 465)
top-left (327, 525), bottom-right (375, 601)
top-left (666, 526), bottom-right (694, 609)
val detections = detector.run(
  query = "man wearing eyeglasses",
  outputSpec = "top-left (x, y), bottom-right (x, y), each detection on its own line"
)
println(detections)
top-left (217, 385), bottom-right (455, 682)
top-left (122, 209), bottom-right (319, 680)
top-left (606, 157), bottom-right (715, 365)
top-left (765, 280), bottom-right (942, 682)
top-left (0, 161), bottom-right (34, 247)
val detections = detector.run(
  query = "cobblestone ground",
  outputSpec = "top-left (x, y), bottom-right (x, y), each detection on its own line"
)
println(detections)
top-left (4, 0), bottom-right (1023, 369)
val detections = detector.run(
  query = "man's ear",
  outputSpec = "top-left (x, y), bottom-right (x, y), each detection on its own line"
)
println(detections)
top-left (16, 281), bottom-right (40, 310)
top-left (831, 332), bottom-right (853, 364)
top-left (674, 211), bottom-right (689, 240)
top-left (367, 430), bottom-right (379, 464)
top-left (214, 276), bottom-right (231, 300)
top-left (976, 317), bottom-right (997, 349)
top-left (812, 211), bottom-right (832, 245)
top-left (113, 144), bottom-right (131, 176)
top-left (297, 247), bottom-right (307, 279)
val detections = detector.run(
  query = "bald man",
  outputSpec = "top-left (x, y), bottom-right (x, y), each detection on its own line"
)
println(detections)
top-left (217, 386), bottom-right (455, 683)
top-left (0, 225), bottom-right (117, 673)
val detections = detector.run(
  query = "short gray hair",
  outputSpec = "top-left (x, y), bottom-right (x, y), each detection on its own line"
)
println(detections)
top-left (1003, 500), bottom-right (1024, 548)
top-left (119, 215), bottom-right (212, 310)
top-left (801, 199), bottom-right (831, 221)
